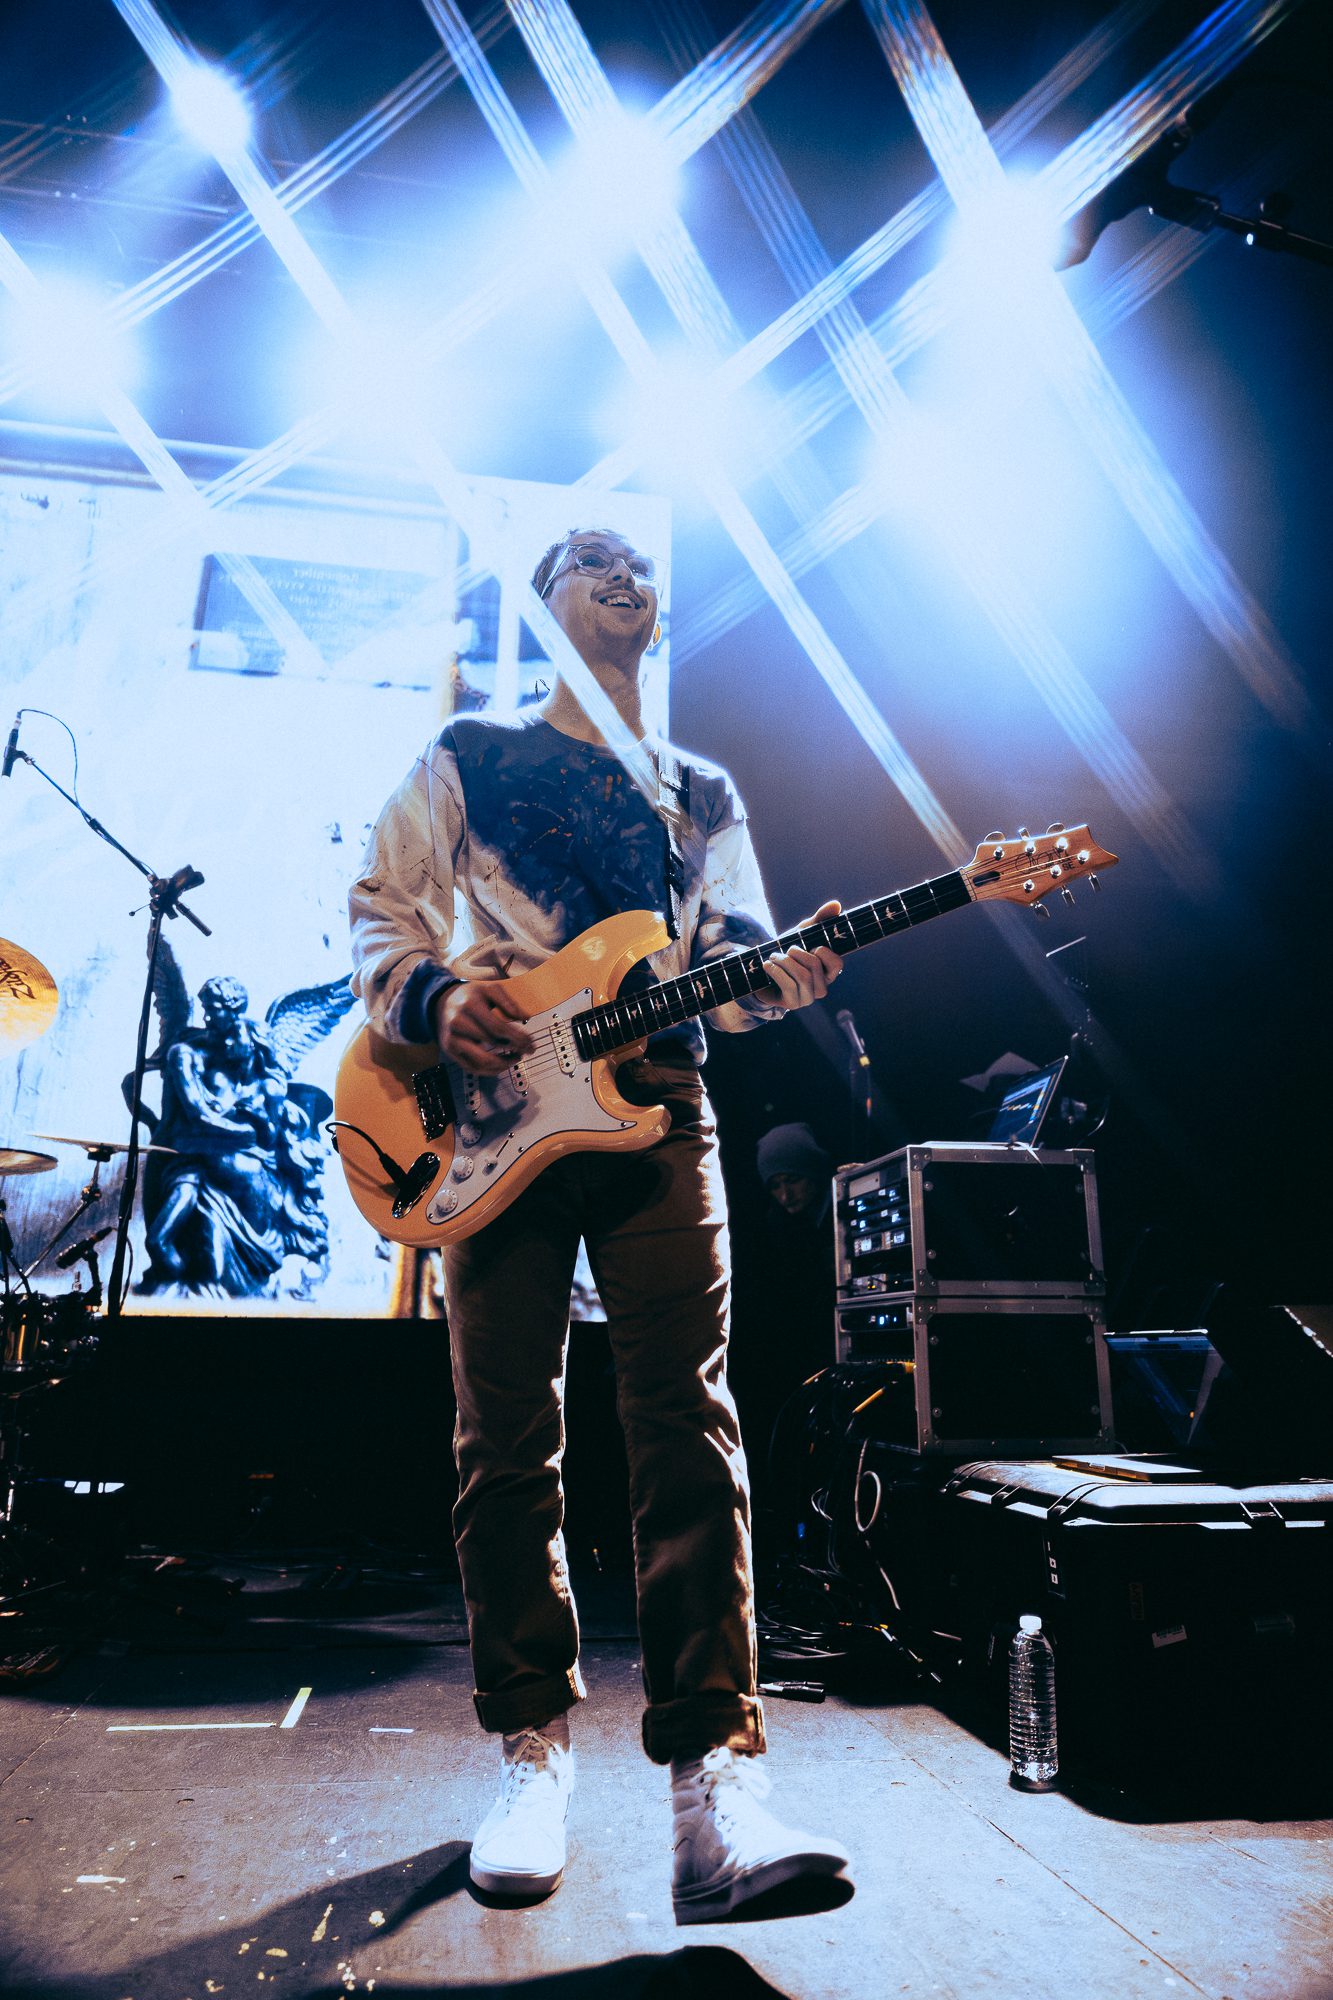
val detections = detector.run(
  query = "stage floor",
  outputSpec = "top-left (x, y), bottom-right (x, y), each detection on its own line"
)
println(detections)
top-left (0, 1564), bottom-right (1329, 2000)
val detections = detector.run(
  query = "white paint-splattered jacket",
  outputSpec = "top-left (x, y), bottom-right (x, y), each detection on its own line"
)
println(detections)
top-left (349, 711), bottom-right (784, 1062)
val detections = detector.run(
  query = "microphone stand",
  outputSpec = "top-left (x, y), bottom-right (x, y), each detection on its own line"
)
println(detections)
top-left (6, 746), bottom-right (209, 1319)
top-left (847, 1050), bottom-right (876, 1162)
top-left (23, 1146), bottom-right (115, 1280)
top-left (837, 1013), bottom-right (888, 1161)
top-left (1149, 179), bottom-right (1333, 270)
top-left (1057, 102), bottom-right (1333, 273)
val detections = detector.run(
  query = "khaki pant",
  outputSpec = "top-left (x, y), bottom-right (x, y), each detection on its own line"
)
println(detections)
top-left (442, 1057), bottom-right (765, 1764)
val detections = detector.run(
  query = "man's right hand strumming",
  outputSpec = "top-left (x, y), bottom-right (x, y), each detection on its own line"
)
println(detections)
top-left (435, 979), bottom-right (535, 1076)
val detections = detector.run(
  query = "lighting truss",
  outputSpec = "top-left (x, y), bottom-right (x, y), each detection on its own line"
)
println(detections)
top-left (0, 0), bottom-right (1315, 900)
top-left (862, 0), bottom-right (1309, 733)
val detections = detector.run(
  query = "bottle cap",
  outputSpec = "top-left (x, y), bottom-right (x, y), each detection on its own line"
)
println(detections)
top-left (1019, 1614), bottom-right (1042, 1634)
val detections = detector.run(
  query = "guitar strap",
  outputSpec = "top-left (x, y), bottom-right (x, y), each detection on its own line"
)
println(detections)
top-left (651, 745), bottom-right (690, 944)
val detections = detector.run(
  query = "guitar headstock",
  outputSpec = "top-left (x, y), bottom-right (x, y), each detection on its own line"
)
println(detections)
top-left (962, 823), bottom-right (1117, 912)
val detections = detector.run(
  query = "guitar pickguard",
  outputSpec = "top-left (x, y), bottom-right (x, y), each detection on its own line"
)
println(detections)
top-left (423, 989), bottom-right (636, 1227)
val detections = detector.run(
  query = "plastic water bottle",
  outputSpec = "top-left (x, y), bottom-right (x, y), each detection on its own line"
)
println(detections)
top-left (1008, 1614), bottom-right (1058, 1791)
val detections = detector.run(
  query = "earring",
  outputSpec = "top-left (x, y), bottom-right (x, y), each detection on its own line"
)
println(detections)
top-left (650, 623), bottom-right (662, 650)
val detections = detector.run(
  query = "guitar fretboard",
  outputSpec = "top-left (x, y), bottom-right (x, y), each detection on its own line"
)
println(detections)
top-left (572, 867), bottom-right (973, 1059)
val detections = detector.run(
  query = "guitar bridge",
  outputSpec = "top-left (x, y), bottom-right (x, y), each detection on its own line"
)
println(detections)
top-left (412, 1063), bottom-right (456, 1141)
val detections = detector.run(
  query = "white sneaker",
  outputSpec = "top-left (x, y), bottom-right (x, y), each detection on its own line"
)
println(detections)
top-left (670, 1745), bottom-right (850, 1922)
top-left (469, 1719), bottom-right (574, 1898)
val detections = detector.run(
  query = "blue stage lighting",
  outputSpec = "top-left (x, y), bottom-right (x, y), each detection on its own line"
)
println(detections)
top-left (171, 63), bottom-right (251, 157)
top-left (939, 178), bottom-right (1066, 320)
top-left (539, 112), bottom-right (681, 263)
top-left (0, 273), bottom-right (141, 415)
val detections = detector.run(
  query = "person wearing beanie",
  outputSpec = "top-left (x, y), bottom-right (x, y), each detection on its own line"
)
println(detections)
top-left (728, 1120), bottom-right (839, 1554)
top-left (756, 1121), bottom-right (832, 1226)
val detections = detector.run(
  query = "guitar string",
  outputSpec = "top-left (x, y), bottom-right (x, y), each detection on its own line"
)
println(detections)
top-left (440, 887), bottom-right (962, 1091)
top-left (449, 902), bottom-right (933, 1079)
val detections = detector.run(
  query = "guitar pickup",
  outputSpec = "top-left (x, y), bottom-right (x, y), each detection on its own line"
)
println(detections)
top-left (412, 1063), bottom-right (456, 1141)
top-left (550, 1020), bottom-right (578, 1077)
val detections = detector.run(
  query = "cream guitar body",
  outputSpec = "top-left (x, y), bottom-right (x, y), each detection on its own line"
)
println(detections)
top-left (333, 824), bottom-right (1117, 1250)
top-left (334, 910), bottom-right (672, 1248)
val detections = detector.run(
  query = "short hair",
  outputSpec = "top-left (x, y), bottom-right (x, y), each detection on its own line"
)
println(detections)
top-left (531, 527), bottom-right (625, 599)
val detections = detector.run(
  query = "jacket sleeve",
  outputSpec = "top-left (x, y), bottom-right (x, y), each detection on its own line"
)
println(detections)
top-left (692, 784), bottom-right (786, 1037)
top-left (348, 736), bottom-right (466, 1046)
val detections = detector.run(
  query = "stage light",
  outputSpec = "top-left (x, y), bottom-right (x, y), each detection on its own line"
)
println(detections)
top-left (538, 112), bottom-right (681, 262)
top-left (939, 176), bottom-right (1065, 317)
top-left (170, 62), bottom-right (251, 157)
top-left (595, 353), bottom-right (782, 492)
top-left (0, 274), bottom-right (140, 414)
top-left (296, 318), bottom-right (426, 451)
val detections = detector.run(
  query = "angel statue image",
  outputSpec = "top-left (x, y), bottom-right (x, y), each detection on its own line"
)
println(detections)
top-left (122, 943), bottom-right (356, 1299)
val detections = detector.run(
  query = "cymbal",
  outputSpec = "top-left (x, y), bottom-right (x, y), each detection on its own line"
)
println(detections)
top-left (0, 1147), bottom-right (57, 1176)
top-left (0, 940), bottom-right (58, 1053)
top-left (34, 1132), bottom-right (177, 1157)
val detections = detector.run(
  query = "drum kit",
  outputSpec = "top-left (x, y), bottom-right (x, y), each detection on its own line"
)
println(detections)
top-left (1, 936), bottom-right (171, 1604)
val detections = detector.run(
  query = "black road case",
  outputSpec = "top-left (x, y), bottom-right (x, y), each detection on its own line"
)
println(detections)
top-left (836, 1143), bottom-right (1104, 1299)
top-left (864, 1452), bottom-right (1333, 1799)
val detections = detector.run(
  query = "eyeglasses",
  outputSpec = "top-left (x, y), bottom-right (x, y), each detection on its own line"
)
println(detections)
top-left (546, 542), bottom-right (661, 592)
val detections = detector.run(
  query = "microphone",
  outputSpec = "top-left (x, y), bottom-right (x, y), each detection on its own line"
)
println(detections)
top-left (54, 1226), bottom-right (116, 1270)
top-left (836, 1007), bottom-right (871, 1068)
top-left (2, 714), bottom-right (20, 778)
top-left (1054, 127), bottom-right (1188, 268)
top-left (1054, 76), bottom-right (1241, 270)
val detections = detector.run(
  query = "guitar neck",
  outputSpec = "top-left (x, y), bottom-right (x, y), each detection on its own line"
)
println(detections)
top-left (574, 867), bottom-right (973, 1058)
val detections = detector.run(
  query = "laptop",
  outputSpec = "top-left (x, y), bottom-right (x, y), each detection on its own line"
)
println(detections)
top-left (986, 1056), bottom-right (1068, 1147)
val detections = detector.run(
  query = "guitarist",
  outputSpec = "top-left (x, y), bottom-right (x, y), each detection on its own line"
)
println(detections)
top-left (349, 528), bottom-right (850, 1921)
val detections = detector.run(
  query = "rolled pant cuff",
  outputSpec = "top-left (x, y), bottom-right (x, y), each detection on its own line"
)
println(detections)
top-left (473, 1664), bottom-right (586, 1735)
top-left (641, 1691), bottom-right (767, 1766)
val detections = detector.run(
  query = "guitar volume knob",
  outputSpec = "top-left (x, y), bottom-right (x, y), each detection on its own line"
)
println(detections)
top-left (458, 1122), bottom-right (481, 1147)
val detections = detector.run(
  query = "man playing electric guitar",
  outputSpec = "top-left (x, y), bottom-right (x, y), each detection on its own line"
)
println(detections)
top-left (349, 526), bottom-right (851, 1921)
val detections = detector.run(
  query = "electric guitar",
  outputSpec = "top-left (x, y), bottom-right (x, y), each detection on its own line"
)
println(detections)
top-left (332, 823), bottom-right (1116, 1249)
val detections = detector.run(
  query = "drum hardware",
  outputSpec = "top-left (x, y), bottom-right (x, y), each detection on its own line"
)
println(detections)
top-left (0, 1142), bottom-right (104, 1620)
top-left (23, 1135), bottom-right (174, 1286)
top-left (0, 1285), bottom-right (101, 1619)
top-left (0, 1150), bottom-right (56, 1352)
top-left (3, 726), bottom-right (210, 1317)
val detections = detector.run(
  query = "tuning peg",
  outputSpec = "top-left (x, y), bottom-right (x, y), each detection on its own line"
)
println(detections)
top-left (1046, 822), bottom-right (1066, 834)
top-left (983, 830), bottom-right (1003, 843)
top-left (1033, 902), bottom-right (1051, 920)
top-left (1089, 873), bottom-right (1100, 892)
top-left (1016, 826), bottom-right (1030, 839)
top-left (1060, 886), bottom-right (1076, 906)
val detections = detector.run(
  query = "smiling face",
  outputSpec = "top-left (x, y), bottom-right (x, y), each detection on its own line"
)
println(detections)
top-left (541, 530), bottom-right (659, 668)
